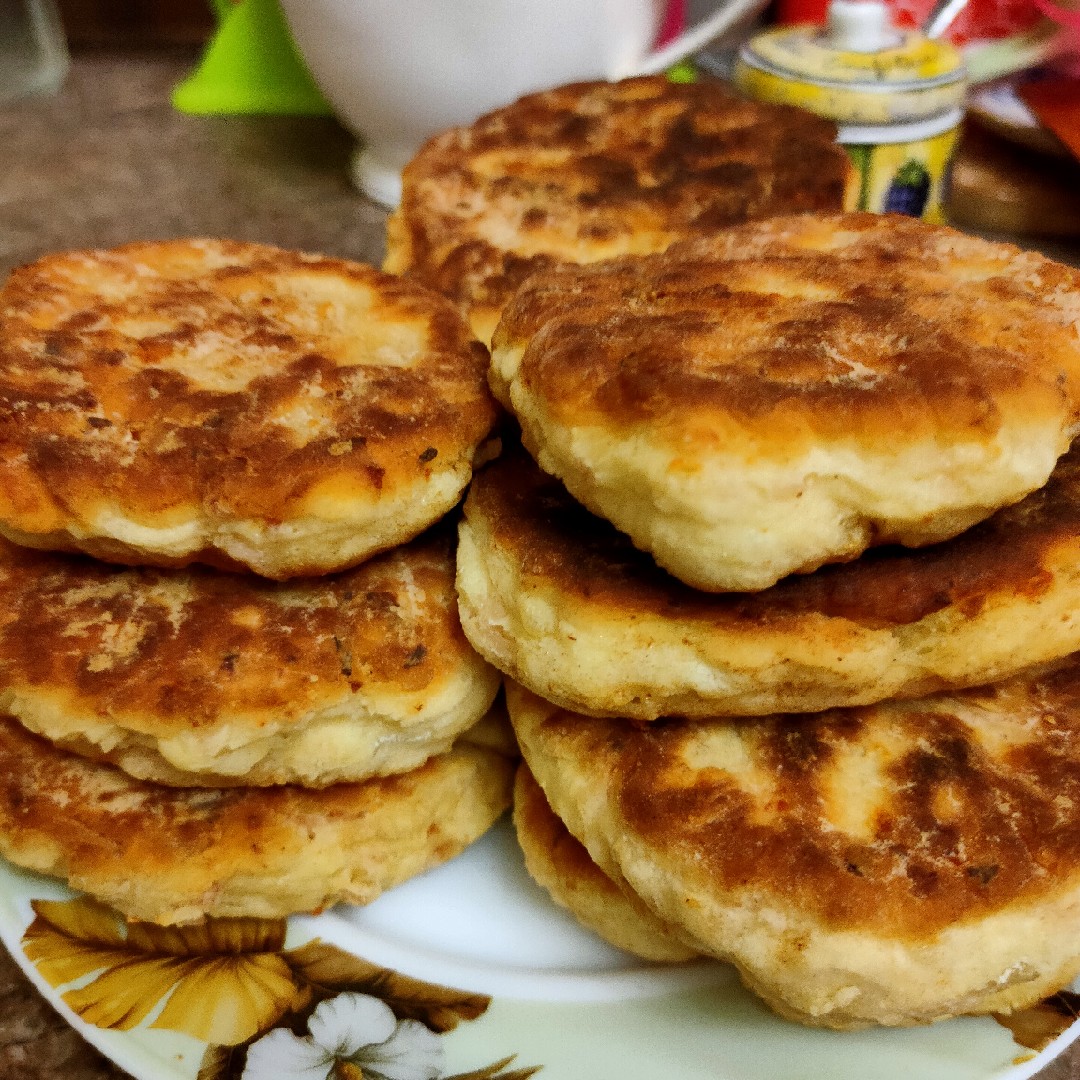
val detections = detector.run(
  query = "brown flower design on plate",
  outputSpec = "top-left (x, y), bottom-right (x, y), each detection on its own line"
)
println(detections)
top-left (22, 896), bottom-right (539, 1080)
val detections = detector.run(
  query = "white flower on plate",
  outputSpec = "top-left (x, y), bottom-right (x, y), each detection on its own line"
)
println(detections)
top-left (241, 991), bottom-right (445, 1080)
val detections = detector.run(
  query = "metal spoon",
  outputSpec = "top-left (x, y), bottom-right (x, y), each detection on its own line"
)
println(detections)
top-left (923, 0), bottom-right (974, 39)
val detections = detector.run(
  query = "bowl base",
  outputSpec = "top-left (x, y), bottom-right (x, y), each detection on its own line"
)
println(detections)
top-left (349, 145), bottom-right (403, 208)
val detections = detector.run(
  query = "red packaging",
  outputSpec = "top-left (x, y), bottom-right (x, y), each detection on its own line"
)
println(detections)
top-left (658, 0), bottom-right (688, 43)
top-left (774, 0), bottom-right (1043, 44)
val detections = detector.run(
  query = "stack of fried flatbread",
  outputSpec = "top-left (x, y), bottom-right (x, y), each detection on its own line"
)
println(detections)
top-left (384, 72), bottom-right (1080, 1031)
top-left (8, 69), bottom-right (1080, 1041)
top-left (450, 210), bottom-right (1080, 1029)
top-left (0, 238), bottom-right (515, 925)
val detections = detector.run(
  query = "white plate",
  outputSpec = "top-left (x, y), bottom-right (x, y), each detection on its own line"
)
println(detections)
top-left (1, 821), bottom-right (1078, 1080)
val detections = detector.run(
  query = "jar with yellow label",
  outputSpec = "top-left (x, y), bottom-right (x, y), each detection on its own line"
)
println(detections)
top-left (734, 0), bottom-right (967, 222)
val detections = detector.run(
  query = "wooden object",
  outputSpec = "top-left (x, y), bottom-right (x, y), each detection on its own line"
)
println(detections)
top-left (948, 118), bottom-right (1080, 236)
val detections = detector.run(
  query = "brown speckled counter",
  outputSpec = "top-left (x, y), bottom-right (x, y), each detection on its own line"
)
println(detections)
top-left (0, 48), bottom-right (1078, 1080)
top-left (0, 49), bottom-right (388, 279)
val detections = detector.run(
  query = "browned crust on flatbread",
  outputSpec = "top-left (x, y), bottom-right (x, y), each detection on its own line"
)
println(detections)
top-left (458, 447), bottom-right (1080, 715)
top-left (387, 76), bottom-right (852, 339)
top-left (0, 713), bottom-right (514, 924)
top-left (515, 760), bottom-right (615, 902)
top-left (509, 663), bottom-right (1080, 941)
top-left (0, 239), bottom-right (497, 575)
top-left (513, 762), bottom-right (698, 962)
top-left (0, 525), bottom-right (495, 774)
top-left (495, 213), bottom-right (1080, 453)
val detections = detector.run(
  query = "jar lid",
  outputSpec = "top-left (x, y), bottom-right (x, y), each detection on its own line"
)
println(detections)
top-left (734, 0), bottom-right (967, 125)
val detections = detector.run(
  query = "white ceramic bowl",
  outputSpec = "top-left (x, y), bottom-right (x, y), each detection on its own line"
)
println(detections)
top-left (279, 0), bottom-right (763, 205)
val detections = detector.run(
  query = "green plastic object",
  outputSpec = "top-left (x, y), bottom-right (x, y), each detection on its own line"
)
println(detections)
top-left (172, 0), bottom-right (332, 116)
top-left (666, 59), bottom-right (698, 83)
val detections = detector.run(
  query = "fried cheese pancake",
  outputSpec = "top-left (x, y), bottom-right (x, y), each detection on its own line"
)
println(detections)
top-left (513, 763), bottom-right (698, 963)
top-left (0, 239), bottom-right (497, 578)
top-left (0, 527), bottom-right (500, 787)
top-left (0, 713), bottom-right (513, 925)
top-left (457, 449), bottom-right (1080, 718)
top-left (508, 673), bottom-right (1080, 1029)
top-left (492, 213), bottom-right (1080, 592)
top-left (384, 76), bottom-right (853, 346)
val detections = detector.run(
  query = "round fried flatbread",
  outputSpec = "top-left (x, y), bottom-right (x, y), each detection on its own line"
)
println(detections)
top-left (492, 213), bottom-right (1080, 591)
top-left (508, 671), bottom-right (1080, 1029)
top-left (513, 762), bottom-right (697, 963)
top-left (385, 76), bottom-right (853, 346)
top-left (0, 239), bottom-right (497, 578)
top-left (0, 712), bottom-right (513, 925)
top-left (0, 526), bottom-right (500, 787)
top-left (457, 448), bottom-right (1080, 717)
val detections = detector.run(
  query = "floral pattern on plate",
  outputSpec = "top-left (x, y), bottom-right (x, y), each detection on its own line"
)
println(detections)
top-left (3, 825), bottom-right (1080, 1080)
top-left (20, 895), bottom-right (539, 1080)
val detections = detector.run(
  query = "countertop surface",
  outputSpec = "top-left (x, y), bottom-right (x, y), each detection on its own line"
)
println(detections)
top-left (0, 49), bottom-right (388, 280)
top-left (1, 48), bottom-right (1079, 1080)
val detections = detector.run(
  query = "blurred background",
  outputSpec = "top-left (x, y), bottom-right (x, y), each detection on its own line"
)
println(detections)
top-left (19, 0), bottom-right (1073, 242)
top-left (54, 0), bottom-right (214, 46)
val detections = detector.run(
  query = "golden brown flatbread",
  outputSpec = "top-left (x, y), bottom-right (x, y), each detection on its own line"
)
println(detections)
top-left (508, 669), bottom-right (1080, 1029)
top-left (492, 213), bottom-right (1080, 591)
top-left (0, 239), bottom-right (497, 578)
top-left (386, 76), bottom-right (854, 345)
top-left (0, 526), bottom-right (499, 787)
top-left (457, 447), bottom-right (1080, 717)
top-left (0, 712), bottom-right (514, 925)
